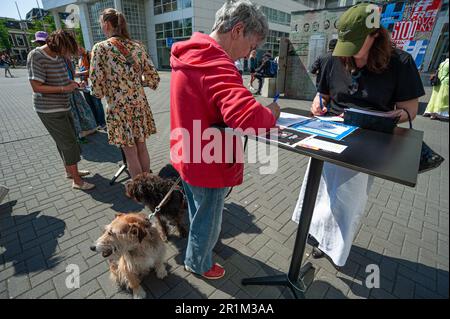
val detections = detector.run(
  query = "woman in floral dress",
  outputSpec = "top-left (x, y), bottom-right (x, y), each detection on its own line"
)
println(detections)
top-left (90, 8), bottom-right (160, 177)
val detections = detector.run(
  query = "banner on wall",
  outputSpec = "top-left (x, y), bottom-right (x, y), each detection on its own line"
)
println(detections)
top-left (381, 0), bottom-right (442, 69)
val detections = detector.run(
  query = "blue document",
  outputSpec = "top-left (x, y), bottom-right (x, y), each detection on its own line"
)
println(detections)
top-left (289, 118), bottom-right (358, 141)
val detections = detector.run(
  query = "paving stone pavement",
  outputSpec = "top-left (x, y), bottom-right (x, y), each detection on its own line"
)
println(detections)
top-left (0, 69), bottom-right (448, 299)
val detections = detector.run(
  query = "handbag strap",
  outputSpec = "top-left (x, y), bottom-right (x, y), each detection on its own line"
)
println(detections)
top-left (401, 108), bottom-right (413, 129)
top-left (109, 37), bottom-right (141, 74)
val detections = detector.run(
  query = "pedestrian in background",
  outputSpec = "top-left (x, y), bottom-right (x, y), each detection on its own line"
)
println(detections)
top-left (235, 58), bottom-right (244, 76)
top-left (248, 49), bottom-right (257, 90)
top-left (31, 31), bottom-right (48, 47)
top-left (310, 38), bottom-right (337, 88)
top-left (0, 53), bottom-right (13, 78)
top-left (424, 55), bottom-right (449, 120)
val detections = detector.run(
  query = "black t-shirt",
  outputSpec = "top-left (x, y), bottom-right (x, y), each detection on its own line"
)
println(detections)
top-left (318, 48), bottom-right (425, 115)
top-left (310, 52), bottom-right (333, 87)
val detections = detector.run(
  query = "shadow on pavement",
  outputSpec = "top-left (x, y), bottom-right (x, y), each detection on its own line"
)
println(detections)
top-left (85, 174), bottom-right (144, 213)
top-left (306, 244), bottom-right (449, 299)
top-left (80, 132), bottom-right (123, 164)
top-left (0, 200), bottom-right (66, 275)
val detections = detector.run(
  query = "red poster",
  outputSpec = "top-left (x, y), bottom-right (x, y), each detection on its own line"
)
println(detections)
top-left (411, 0), bottom-right (441, 19)
top-left (392, 0), bottom-right (441, 40)
top-left (392, 21), bottom-right (419, 40)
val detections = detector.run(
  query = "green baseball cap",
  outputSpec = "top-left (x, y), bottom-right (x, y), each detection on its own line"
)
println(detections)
top-left (333, 3), bottom-right (380, 57)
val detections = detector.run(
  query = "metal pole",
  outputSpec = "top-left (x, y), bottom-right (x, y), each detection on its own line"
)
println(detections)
top-left (15, 1), bottom-right (23, 20)
top-left (287, 158), bottom-right (323, 283)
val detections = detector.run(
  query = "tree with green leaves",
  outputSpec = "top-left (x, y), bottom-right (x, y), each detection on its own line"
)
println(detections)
top-left (0, 21), bottom-right (12, 52)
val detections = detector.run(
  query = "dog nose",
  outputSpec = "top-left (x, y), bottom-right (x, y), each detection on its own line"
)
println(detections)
top-left (90, 245), bottom-right (96, 252)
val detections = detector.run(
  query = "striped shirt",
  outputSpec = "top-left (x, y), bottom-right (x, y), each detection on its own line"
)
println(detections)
top-left (27, 47), bottom-right (71, 113)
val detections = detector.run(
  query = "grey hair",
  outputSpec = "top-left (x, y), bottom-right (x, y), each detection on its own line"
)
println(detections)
top-left (212, 0), bottom-right (268, 41)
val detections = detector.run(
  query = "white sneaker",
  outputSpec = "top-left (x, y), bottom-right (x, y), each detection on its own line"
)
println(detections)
top-left (0, 185), bottom-right (9, 204)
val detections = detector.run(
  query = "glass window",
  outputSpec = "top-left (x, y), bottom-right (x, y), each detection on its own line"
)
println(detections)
top-left (155, 17), bottom-right (192, 68)
top-left (173, 20), bottom-right (182, 29)
top-left (164, 22), bottom-right (173, 30)
top-left (16, 35), bottom-right (25, 46)
top-left (122, 0), bottom-right (148, 48)
top-left (155, 0), bottom-right (178, 15)
top-left (326, 0), bottom-right (340, 8)
top-left (180, 0), bottom-right (192, 9)
top-left (88, 0), bottom-right (115, 44)
top-left (260, 6), bottom-right (291, 26)
top-left (259, 29), bottom-right (288, 57)
top-left (164, 30), bottom-right (173, 38)
top-left (174, 29), bottom-right (183, 37)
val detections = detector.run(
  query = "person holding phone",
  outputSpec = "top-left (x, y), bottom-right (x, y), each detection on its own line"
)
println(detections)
top-left (27, 30), bottom-right (95, 190)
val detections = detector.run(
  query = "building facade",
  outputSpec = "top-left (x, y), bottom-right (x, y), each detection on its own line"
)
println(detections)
top-left (0, 19), bottom-right (33, 64)
top-left (42, 0), bottom-right (311, 68)
top-left (422, 0), bottom-right (449, 71)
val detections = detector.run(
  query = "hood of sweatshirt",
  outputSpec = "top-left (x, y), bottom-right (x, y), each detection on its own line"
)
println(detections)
top-left (170, 32), bottom-right (234, 70)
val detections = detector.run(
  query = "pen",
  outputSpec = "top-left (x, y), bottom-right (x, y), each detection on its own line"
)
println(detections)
top-left (299, 144), bottom-right (320, 151)
top-left (273, 93), bottom-right (280, 103)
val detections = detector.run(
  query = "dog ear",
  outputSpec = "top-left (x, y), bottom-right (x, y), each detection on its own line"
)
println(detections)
top-left (130, 223), bottom-right (146, 243)
top-left (115, 213), bottom-right (123, 218)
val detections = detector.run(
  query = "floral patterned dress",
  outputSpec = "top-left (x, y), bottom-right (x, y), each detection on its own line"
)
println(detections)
top-left (90, 37), bottom-right (160, 146)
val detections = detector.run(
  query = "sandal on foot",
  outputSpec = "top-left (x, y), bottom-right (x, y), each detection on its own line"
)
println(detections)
top-left (66, 170), bottom-right (91, 179)
top-left (72, 181), bottom-right (95, 190)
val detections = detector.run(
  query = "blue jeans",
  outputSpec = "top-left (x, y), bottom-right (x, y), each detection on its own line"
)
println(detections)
top-left (83, 92), bottom-right (106, 126)
top-left (182, 180), bottom-right (229, 274)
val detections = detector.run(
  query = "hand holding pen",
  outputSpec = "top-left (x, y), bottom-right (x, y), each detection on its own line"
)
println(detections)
top-left (311, 93), bottom-right (328, 116)
top-left (266, 92), bottom-right (281, 120)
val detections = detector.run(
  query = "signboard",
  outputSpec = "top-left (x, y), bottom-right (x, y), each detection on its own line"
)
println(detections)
top-left (381, 0), bottom-right (442, 68)
top-left (166, 37), bottom-right (174, 48)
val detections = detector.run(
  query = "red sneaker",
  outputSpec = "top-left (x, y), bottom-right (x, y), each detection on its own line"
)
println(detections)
top-left (185, 263), bottom-right (225, 280)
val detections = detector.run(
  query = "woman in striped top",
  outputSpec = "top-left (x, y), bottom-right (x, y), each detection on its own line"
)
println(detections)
top-left (27, 30), bottom-right (95, 191)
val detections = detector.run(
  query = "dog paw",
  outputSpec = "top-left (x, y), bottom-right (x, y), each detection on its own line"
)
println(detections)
top-left (133, 286), bottom-right (146, 299)
top-left (156, 266), bottom-right (168, 279)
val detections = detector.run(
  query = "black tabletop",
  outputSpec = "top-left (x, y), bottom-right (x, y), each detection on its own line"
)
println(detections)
top-left (255, 108), bottom-right (423, 187)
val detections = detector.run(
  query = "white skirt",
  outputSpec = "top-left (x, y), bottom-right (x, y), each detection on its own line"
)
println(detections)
top-left (292, 160), bottom-right (374, 267)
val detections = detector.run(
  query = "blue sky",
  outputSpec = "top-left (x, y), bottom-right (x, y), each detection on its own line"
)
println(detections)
top-left (2, 0), bottom-right (44, 20)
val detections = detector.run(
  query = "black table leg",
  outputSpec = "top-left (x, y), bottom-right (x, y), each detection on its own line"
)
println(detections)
top-left (242, 158), bottom-right (324, 298)
top-left (110, 148), bottom-right (130, 185)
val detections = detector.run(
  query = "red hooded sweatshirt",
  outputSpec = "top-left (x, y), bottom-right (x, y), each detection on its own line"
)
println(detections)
top-left (170, 32), bottom-right (276, 188)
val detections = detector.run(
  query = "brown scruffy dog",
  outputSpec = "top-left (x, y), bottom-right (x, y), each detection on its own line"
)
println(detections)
top-left (90, 212), bottom-right (167, 299)
top-left (125, 171), bottom-right (188, 242)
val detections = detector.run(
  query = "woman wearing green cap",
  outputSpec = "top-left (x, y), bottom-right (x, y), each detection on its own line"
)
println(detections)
top-left (292, 3), bottom-right (425, 269)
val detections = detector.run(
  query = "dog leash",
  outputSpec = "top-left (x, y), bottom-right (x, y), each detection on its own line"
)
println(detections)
top-left (147, 176), bottom-right (182, 220)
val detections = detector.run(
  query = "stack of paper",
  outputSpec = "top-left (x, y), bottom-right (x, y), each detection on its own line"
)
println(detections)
top-left (276, 112), bottom-right (309, 127)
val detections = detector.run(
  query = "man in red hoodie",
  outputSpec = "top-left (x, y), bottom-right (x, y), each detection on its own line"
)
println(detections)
top-left (170, 0), bottom-right (280, 280)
